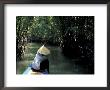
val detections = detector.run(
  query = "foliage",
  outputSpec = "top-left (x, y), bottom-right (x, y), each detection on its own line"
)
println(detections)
top-left (29, 16), bottom-right (62, 45)
top-left (58, 16), bottom-right (94, 60)
top-left (16, 16), bottom-right (94, 62)
top-left (16, 16), bottom-right (34, 61)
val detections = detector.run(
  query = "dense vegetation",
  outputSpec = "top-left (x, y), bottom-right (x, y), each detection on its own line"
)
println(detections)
top-left (16, 16), bottom-right (94, 62)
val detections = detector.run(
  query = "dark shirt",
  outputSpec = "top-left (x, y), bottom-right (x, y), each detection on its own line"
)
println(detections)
top-left (31, 52), bottom-right (49, 73)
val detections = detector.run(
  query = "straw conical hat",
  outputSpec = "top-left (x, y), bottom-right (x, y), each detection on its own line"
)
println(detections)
top-left (37, 45), bottom-right (50, 55)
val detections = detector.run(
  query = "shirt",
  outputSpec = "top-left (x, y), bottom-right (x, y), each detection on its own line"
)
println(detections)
top-left (31, 52), bottom-right (48, 70)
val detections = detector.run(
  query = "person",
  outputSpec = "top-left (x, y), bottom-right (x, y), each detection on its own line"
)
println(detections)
top-left (30, 45), bottom-right (50, 74)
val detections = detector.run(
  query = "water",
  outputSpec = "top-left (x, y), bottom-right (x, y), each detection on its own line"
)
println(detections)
top-left (16, 43), bottom-right (94, 74)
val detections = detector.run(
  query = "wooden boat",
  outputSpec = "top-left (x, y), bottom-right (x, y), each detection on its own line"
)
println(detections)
top-left (23, 65), bottom-right (49, 75)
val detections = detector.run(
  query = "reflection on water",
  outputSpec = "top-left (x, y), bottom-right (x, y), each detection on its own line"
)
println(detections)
top-left (49, 47), bottom-right (94, 74)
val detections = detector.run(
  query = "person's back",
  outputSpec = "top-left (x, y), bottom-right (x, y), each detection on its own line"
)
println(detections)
top-left (30, 45), bottom-right (50, 74)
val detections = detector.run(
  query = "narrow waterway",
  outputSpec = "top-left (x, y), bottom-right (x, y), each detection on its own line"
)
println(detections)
top-left (17, 43), bottom-right (94, 74)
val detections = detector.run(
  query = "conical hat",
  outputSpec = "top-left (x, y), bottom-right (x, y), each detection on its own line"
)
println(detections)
top-left (37, 45), bottom-right (50, 55)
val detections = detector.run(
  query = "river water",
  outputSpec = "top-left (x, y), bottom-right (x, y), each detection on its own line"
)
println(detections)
top-left (17, 43), bottom-right (94, 74)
